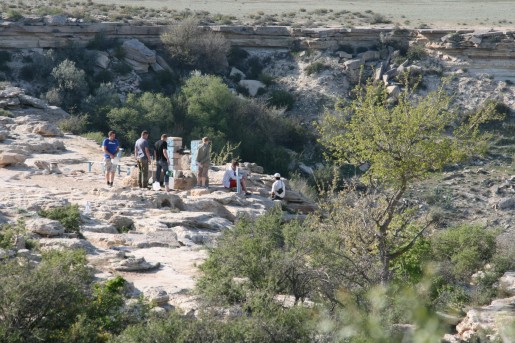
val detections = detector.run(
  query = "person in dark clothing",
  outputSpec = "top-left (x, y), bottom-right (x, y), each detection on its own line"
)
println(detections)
top-left (154, 134), bottom-right (171, 192)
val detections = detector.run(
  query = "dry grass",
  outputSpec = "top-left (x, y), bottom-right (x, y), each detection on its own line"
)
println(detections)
top-left (1, 0), bottom-right (513, 29)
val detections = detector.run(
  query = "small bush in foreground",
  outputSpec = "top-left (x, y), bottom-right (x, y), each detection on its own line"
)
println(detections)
top-left (38, 204), bottom-right (82, 234)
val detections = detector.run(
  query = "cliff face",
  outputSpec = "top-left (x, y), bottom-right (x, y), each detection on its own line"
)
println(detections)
top-left (1, 21), bottom-right (513, 81)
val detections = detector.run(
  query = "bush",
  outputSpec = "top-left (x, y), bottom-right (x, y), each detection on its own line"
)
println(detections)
top-left (227, 46), bottom-right (249, 69)
top-left (46, 59), bottom-right (89, 113)
top-left (406, 44), bottom-right (428, 61)
top-left (82, 131), bottom-right (105, 145)
top-left (245, 56), bottom-right (263, 79)
top-left (0, 250), bottom-right (93, 342)
top-left (112, 61), bottom-right (132, 75)
top-left (19, 64), bottom-right (36, 81)
top-left (161, 17), bottom-right (230, 73)
top-left (38, 204), bottom-right (82, 234)
top-left (5, 9), bottom-right (23, 21)
top-left (257, 73), bottom-right (275, 86)
top-left (58, 115), bottom-right (89, 134)
top-left (431, 224), bottom-right (498, 281)
top-left (267, 89), bottom-right (295, 111)
top-left (304, 61), bottom-right (327, 75)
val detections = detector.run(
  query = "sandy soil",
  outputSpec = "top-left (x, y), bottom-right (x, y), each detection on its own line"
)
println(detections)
top-left (92, 0), bottom-right (515, 29)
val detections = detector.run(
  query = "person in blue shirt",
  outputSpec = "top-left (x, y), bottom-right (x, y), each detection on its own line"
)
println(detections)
top-left (102, 130), bottom-right (120, 187)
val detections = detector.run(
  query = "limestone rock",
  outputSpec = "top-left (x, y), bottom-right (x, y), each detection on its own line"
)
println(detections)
top-left (386, 85), bottom-right (401, 99)
top-left (95, 50), bottom-right (110, 69)
top-left (174, 226), bottom-right (221, 246)
top-left (497, 197), bottom-right (515, 210)
top-left (499, 272), bottom-right (515, 295)
top-left (39, 238), bottom-right (96, 252)
top-left (33, 122), bottom-right (63, 137)
top-left (189, 188), bottom-right (211, 197)
top-left (182, 198), bottom-right (235, 221)
top-left (344, 59), bottom-right (364, 70)
top-left (337, 51), bottom-right (353, 59)
top-left (0, 152), bottom-right (27, 167)
top-left (44, 15), bottom-right (67, 25)
top-left (112, 257), bottom-right (160, 272)
top-left (109, 215), bottom-right (135, 231)
top-left (143, 287), bottom-right (170, 305)
top-left (124, 58), bottom-right (149, 73)
top-left (122, 39), bottom-right (156, 64)
top-left (230, 67), bottom-right (246, 79)
top-left (33, 160), bottom-right (51, 171)
top-left (26, 218), bottom-right (65, 237)
top-left (359, 50), bottom-right (380, 62)
top-left (18, 94), bottom-right (47, 109)
top-left (238, 80), bottom-right (265, 97)
top-left (0, 129), bottom-right (8, 141)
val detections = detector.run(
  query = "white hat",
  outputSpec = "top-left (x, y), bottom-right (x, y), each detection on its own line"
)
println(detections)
top-left (274, 173), bottom-right (281, 178)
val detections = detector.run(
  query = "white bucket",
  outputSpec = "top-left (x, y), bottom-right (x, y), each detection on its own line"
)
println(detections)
top-left (152, 182), bottom-right (161, 191)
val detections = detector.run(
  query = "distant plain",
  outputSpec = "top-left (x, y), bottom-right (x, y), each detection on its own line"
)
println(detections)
top-left (91, 0), bottom-right (515, 29)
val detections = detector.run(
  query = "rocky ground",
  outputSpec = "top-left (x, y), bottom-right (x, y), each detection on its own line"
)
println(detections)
top-left (0, 87), bottom-right (316, 312)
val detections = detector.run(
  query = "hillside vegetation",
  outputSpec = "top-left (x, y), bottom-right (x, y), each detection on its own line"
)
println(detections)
top-left (0, 6), bottom-right (514, 343)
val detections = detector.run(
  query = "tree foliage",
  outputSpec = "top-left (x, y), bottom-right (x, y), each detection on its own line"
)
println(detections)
top-left (316, 81), bottom-right (500, 283)
top-left (161, 17), bottom-right (230, 74)
top-left (107, 92), bottom-right (174, 147)
top-left (46, 59), bottom-right (89, 113)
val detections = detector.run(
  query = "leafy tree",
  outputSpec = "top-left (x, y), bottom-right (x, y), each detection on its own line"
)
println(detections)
top-left (316, 81), bottom-right (500, 284)
top-left (161, 17), bottom-right (230, 74)
top-left (107, 92), bottom-right (174, 148)
top-left (45, 59), bottom-right (89, 113)
top-left (80, 82), bottom-right (121, 133)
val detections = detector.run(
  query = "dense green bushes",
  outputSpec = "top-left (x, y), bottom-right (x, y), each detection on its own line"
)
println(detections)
top-left (0, 250), bottom-right (141, 342)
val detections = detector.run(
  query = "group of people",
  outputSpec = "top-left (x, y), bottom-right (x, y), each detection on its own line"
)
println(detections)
top-left (101, 132), bottom-right (286, 199)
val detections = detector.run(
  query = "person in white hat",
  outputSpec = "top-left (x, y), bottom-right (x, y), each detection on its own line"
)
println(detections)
top-left (271, 173), bottom-right (285, 200)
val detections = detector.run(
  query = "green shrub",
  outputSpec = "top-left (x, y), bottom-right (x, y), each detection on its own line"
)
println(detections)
top-left (304, 61), bottom-right (327, 75)
top-left (431, 224), bottom-right (498, 281)
top-left (112, 61), bottom-right (132, 75)
top-left (370, 13), bottom-right (391, 24)
top-left (161, 17), bottom-right (230, 74)
top-left (5, 9), bottom-right (23, 21)
top-left (406, 44), bottom-right (428, 61)
top-left (0, 250), bottom-right (93, 342)
top-left (227, 46), bottom-right (249, 68)
top-left (94, 69), bottom-right (114, 84)
top-left (58, 115), bottom-right (89, 134)
top-left (267, 89), bottom-right (295, 111)
top-left (19, 64), bottom-right (36, 81)
top-left (257, 73), bottom-right (275, 86)
top-left (46, 59), bottom-right (89, 113)
top-left (0, 51), bottom-right (11, 65)
top-left (86, 31), bottom-right (119, 51)
top-left (38, 204), bottom-right (82, 234)
top-left (245, 56), bottom-right (263, 79)
top-left (82, 131), bottom-right (105, 145)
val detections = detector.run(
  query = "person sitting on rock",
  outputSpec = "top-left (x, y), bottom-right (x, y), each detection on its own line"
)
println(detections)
top-left (222, 160), bottom-right (251, 196)
top-left (270, 173), bottom-right (286, 200)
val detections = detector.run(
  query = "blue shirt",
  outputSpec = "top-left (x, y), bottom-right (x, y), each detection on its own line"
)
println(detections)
top-left (102, 138), bottom-right (119, 158)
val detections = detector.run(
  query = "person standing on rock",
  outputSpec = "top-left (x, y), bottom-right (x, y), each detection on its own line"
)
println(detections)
top-left (196, 136), bottom-right (211, 188)
top-left (134, 130), bottom-right (152, 189)
top-left (102, 130), bottom-right (120, 187)
top-left (154, 134), bottom-right (171, 192)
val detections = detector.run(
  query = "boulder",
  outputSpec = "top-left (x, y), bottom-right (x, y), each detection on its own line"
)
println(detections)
top-left (18, 94), bottom-right (48, 109)
top-left (0, 152), bottom-right (27, 167)
top-left (182, 198), bottom-right (235, 221)
top-left (122, 39), bottom-right (156, 64)
top-left (33, 160), bottom-right (51, 171)
top-left (39, 238), bottom-right (96, 252)
top-left (343, 59), bottom-right (364, 70)
top-left (497, 197), bottom-right (515, 210)
top-left (386, 85), bottom-right (401, 99)
top-left (143, 287), bottom-right (170, 305)
top-left (0, 97), bottom-right (20, 108)
top-left (33, 122), bottom-right (63, 137)
top-left (112, 257), bottom-right (160, 272)
top-left (0, 129), bottom-right (8, 141)
top-left (337, 51), bottom-right (353, 59)
top-left (230, 67), bottom-right (246, 79)
top-left (26, 218), bottom-right (65, 237)
top-left (123, 58), bottom-right (149, 73)
top-left (44, 15), bottom-right (67, 25)
top-left (173, 226), bottom-right (221, 245)
top-left (95, 50), bottom-right (110, 69)
top-left (156, 55), bottom-right (173, 72)
top-left (238, 80), bottom-right (265, 97)
top-left (499, 272), bottom-right (515, 295)
top-left (359, 50), bottom-right (380, 62)
top-left (109, 215), bottom-right (135, 231)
